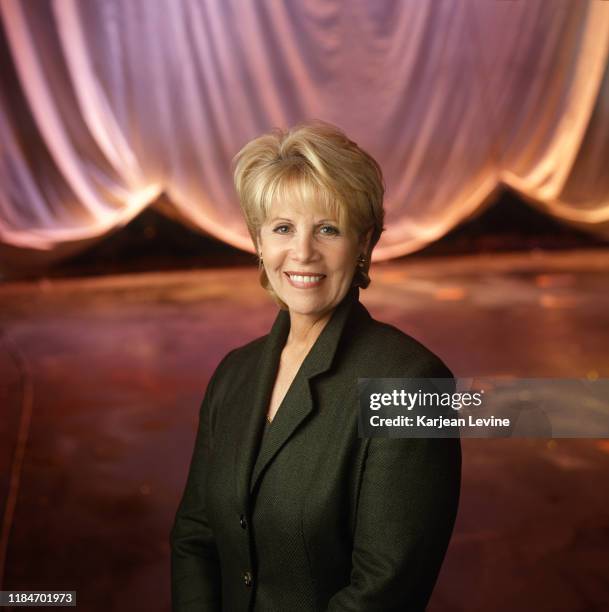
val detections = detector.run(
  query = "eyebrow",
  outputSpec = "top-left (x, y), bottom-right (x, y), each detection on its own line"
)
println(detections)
top-left (268, 217), bottom-right (338, 223)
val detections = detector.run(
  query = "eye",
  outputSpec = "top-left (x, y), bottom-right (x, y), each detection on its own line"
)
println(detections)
top-left (319, 224), bottom-right (339, 236)
top-left (273, 224), bottom-right (291, 234)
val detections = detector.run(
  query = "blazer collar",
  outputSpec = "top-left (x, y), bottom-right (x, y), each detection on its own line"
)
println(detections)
top-left (271, 284), bottom-right (362, 379)
top-left (234, 286), bottom-right (365, 509)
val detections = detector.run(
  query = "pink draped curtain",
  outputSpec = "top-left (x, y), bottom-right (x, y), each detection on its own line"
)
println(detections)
top-left (0, 0), bottom-right (608, 262)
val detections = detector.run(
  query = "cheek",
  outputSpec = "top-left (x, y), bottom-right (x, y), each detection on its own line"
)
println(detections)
top-left (263, 245), bottom-right (287, 268)
top-left (333, 245), bottom-right (359, 271)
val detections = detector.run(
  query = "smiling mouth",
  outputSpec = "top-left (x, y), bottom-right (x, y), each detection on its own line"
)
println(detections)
top-left (284, 272), bottom-right (326, 288)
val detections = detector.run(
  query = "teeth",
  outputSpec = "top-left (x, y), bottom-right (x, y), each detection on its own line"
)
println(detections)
top-left (289, 274), bottom-right (324, 283)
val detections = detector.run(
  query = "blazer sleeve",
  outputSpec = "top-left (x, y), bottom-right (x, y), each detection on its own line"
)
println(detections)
top-left (170, 353), bottom-right (231, 611)
top-left (326, 359), bottom-right (461, 612)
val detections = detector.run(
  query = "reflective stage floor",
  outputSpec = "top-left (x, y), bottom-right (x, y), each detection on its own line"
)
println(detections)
top-left (1, 248), bottom-right (608, 611)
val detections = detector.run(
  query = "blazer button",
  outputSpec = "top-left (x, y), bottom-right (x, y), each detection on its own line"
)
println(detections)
top-left (242, 570), bottom-right (253, 587)
top-left (239, 514), bottom-right (247, 529)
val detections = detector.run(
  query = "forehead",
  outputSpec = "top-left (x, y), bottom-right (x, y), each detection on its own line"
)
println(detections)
top-left (266, 198), bottom-right (337, 221)
top-left (263, 177), bottom-right (344, 223)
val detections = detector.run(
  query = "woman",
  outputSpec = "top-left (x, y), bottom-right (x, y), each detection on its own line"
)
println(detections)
top-left (171, 121), bottom-right (461, 611)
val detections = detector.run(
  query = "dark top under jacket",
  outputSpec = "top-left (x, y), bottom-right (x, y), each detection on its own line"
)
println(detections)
top-left (170, 286), bottom-right (461, 611)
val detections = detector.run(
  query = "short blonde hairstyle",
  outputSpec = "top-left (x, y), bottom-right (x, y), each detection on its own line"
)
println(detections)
top-left (233, 120), bottom-right (385, 307)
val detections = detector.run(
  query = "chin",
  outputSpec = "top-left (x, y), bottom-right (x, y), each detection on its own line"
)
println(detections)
top-left (282, 292), bottom-right (339, 317)
top-left (284, 298), bottom-right (325, 315)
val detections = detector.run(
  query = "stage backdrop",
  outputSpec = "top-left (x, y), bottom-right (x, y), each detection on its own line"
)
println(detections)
top-left (1, 0), bottom-right (608, 261)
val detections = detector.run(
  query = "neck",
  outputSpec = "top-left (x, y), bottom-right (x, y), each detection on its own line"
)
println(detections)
top-left (286, 309), bottom-right (333, 350)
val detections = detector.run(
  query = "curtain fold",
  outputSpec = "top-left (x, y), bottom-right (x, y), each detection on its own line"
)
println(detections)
top-left (1, 0), bottom-right (608, 261)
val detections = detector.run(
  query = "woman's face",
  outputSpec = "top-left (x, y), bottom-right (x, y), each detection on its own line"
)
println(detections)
top-left (258, 200), bottom-right (369, 320)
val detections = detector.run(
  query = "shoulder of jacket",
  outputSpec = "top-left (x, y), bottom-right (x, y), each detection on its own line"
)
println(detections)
top-left (201, 335), bottom-right (268, 408)
top-left (209, 333), bottom-right (268, 381)
top-left (357, 317), bottom-right (454, 378)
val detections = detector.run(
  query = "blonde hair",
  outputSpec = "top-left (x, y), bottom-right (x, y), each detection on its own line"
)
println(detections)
top-left (233, 120), bottom-right (385, 308)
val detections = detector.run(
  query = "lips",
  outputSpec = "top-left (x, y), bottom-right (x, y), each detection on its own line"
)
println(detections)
top-left (284, 272), bottom-right (326, 288)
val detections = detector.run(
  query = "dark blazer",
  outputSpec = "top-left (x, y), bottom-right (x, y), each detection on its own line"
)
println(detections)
top-left (171, 286), bottom-right (461, 611)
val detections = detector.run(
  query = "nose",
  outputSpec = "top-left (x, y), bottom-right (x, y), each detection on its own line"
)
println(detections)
top-left (292, 229), bottom-right (317, 262)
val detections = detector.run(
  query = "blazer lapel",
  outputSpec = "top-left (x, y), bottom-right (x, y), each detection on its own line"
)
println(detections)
top-left (234, 287), bottom-right (364, 509)
top-left (234, 304), bottom-right (290, 513)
